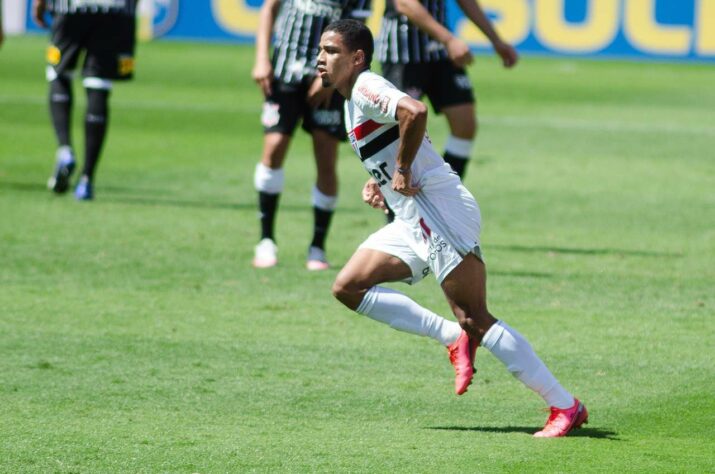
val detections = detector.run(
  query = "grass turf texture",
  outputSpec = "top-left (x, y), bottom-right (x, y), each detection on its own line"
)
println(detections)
top-left (1, 36), bottom-right (714, 472)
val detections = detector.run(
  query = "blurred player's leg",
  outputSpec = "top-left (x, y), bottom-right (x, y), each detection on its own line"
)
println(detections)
top-left (308, 129), bottom-right (339, 270)
top-left (75, 78), bottom-right (111, 200)
top-left (442, 103), bottom-right (476, 178)
top-left (253, 132), bottom-right (290, 268)
top-left (47, 70), bottom-right (76, 193)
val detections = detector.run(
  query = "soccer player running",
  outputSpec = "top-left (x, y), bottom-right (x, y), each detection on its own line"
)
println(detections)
top-left (251, 0), bottom-right (371, 270)
top-left (377, 0), bottom-right (518, 179)
top-left (318, 19), bottom-right (587, 437)
top-left (33, 0), bottom-right (138, 200)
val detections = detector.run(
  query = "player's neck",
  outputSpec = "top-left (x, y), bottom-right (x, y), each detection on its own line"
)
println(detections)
top-left (343, 68), bottom-right (369, 100)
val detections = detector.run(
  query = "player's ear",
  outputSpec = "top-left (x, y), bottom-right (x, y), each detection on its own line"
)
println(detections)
top-left (354, 49), bottom-right (366, 68)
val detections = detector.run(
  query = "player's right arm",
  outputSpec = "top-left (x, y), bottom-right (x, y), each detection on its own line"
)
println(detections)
top-left (393, 0), bottom-right (472, 67)
top-left (32, 0), bottom-right (48, 28)
top-left (392, 96), bottom-right (427, 196)
top-left (252, 0), bottom-right (281, 96)
top-left (455, 0), bottom-right (518, 68)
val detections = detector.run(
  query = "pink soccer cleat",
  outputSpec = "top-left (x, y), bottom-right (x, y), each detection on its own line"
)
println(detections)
top-left (534, 398), bottom-right (588, 438)
top-left (306, 246), bottom-right (330, 271)
top-left (253, 238), bottom-right (278, 268)
top-left (447, 331), bottom-right (477, 395)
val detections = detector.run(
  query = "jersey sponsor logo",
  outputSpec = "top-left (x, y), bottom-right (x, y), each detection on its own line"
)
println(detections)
top-left (291, 0), bottom-right (343, 22)
top-left (118, 55), bottom-right (135, 76)
top-left (47, 46), bottom-right (61, 65)
top-left (357, 85), bottom-right (391, 114)
top-left (312, 109), bottom-right (341, 126)
top-left (454, 74), bottom-right (472, 90)
top-left (261, 102), bottom-right (281, 128)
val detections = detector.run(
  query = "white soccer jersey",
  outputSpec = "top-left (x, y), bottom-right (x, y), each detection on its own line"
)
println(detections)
top-left (346, 70), bottom-right (482, 262)
top-left (345, 70), bottom-right (451, 220)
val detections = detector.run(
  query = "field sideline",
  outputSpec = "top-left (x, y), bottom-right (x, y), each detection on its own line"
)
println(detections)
top-left (1, 36), bottom-right (714, 472)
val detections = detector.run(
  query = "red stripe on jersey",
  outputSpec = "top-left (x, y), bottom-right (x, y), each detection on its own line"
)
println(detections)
top-left (352, 119), bottom-right (383, 140)
top-left (419, 218), bottom-right (432, 238)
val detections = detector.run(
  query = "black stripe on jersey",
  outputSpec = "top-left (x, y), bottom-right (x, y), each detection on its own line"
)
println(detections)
top-left (377, 0), bottom-right (447, 64)
top-left (272, 0), bottom-right (373, 84)
top-left (359, 125), bottom-right (400, 161)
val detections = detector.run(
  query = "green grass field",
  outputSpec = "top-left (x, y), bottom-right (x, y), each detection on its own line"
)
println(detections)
top-left (1, 36), bottom-right (714, 472)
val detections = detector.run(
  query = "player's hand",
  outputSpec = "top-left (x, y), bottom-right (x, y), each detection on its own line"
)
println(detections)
top-left (362, 179), bottom-right (388, 213)
top-left (446, 37), bottom-right (473, 68)
top-left (391, 169), bottom-right (420, 197)
top-left (307, 77), bottom-right (333, 108)
top-left (252, 58), bottom-right (274, 96)
top-left (32, 0), bottom-right (48, 28)
top-left (494, 40), bottom-right (518, 68)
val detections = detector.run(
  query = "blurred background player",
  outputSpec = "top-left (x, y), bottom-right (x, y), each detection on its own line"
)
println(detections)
top-left (376, 0), bottom-right (518, 179)
top-left (33, 0), bottom-right (138, 200)
top-left (251, 0), bottom-right (371, 270)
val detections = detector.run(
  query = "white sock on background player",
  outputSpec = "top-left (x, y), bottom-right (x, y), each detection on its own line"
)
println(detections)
top-left (481, 320), bottom-right (574, 409)
top-left (356, 286), bottom-right (462, 346)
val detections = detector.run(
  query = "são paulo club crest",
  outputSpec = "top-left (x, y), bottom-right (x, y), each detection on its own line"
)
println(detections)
top-left (138, 0), bottom-right (179, 39)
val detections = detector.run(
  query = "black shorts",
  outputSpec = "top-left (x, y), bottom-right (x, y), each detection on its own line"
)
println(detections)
top-left (381, 60), bottom-right (474, 113)
top-left (47, 13), bottom-right (137, 81)
top-left (261, 77), bottom-right (347, 141)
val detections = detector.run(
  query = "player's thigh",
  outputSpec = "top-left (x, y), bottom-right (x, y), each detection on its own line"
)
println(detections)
top-left (428, 60), bottom-right (474, 114)
top-left (261, 132), bottom-right (292, 168)
top-left (441, 103), bottom-right (476, 138)
top-left (336, 248), bottom-right (413, 292)
top-left (47, 14), bottom-right (86, 77)
top-left (337, 221), bottom-right (431, 289)
top-left (83, 14), bottom-right (136, 80)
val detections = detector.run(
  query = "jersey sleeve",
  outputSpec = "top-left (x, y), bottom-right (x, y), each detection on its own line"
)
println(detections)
top-left (343, 0), bottom-right (372, 21)
top-left (352, 73), bottom-right (409, 124)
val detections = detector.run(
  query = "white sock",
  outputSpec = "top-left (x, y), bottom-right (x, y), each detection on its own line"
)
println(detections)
top-left (481, 320), bottom-right (574, 409)
top-left (356, 286), bottom-right (462, 346)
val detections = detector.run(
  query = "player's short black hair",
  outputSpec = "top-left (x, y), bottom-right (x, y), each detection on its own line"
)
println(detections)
top-left (324, 19), bottom-right (373, 69)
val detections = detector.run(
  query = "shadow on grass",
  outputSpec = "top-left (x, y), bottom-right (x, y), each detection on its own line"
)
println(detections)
top-left (491, 243), bottom-right (681, 258)
top-left (427, 425), bottom-right (620, 440)
top-left (0, 180), bottom-right (370, 213)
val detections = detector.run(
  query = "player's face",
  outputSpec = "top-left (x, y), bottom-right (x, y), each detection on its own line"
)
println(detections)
top-left (317, 31), bottom-right (357, 90)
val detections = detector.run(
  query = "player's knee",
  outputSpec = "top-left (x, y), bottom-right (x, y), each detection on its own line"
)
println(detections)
top-left (254, 162), bottom-right (285, 194)
top-left (312, 185), bottom-right (337, 211)
top-left (331, 276), bottom-right (362, 310)
top-left (85, 86), bottom-right (110, 119)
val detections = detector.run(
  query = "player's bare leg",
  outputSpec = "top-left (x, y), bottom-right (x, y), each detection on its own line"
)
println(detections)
top-left (441, 253), bottom-right (586, 435)
top-left (307, 129), bottom-right (339, 270)
top-left (333, 248), bottom-right (471, 394)
top-left (253, 132), bottom-right (291, 268)
top-left (442, 103), bottom-right (476, 178)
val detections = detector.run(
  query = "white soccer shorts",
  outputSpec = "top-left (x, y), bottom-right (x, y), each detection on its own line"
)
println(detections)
top-left (359, 174), bottom-right (482, 284)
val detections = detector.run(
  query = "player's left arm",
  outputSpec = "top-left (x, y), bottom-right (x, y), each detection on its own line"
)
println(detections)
top-left (455, 0), bottom-right (518, 68)
top-left (32, 0), bottom-right (48, 28)
top-left (392, 97), bottom-right (427, 196)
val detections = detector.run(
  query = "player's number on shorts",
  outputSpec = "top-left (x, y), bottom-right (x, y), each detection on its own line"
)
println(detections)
top-left (370, 162), bottom-right (392, 186)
